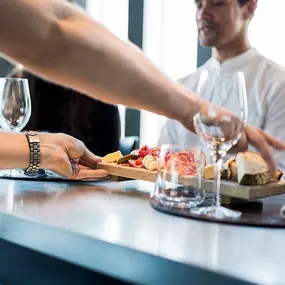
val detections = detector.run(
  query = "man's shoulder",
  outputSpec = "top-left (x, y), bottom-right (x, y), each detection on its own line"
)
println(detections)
top-left (253, 53), bottom-right (285, 102)
top-left (257, 53), bottom-right (285, 83)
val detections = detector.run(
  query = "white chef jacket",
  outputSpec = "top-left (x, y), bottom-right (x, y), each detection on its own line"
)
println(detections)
top-left (159, 48), bottom-right (285, 172)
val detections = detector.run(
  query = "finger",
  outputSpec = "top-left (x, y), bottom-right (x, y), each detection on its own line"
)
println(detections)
top-left (52, 157), bottom-right (74, 178)
top-left (80, 147), bottom-right (102, 165)
top-left (75, 169), bottom-right (108, 180)
top-left (68, 163), bottom-right (108, 180)
top-left (51, 148), bottom-right (104, 179)
top-left (79, 158), bottom-right (101, 168)
top-left (245, 127), bottom-right (276, 171)
top-left (62, 165), bottom-right (108, 180)
top-left (258, 129), bottom-right (285, 150)
top-left (78, 164), bottom-right (90, 170)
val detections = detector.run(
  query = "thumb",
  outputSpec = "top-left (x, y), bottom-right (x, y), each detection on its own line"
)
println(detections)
top-left (80, 147), bottom-right (102, 166)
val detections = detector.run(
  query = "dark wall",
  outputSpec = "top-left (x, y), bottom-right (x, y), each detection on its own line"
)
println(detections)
top-left (0, 58), bottom-right (13, 77)
top-left (125, 0), bottom-right (144, 137)
top-left (197, 41), bottom-right (212, 68)
top-left (74, 0), bottom-right (86, 8)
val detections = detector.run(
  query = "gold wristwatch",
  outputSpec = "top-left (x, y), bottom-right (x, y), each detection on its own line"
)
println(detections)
top-left (24, 131), bottom-right (41, 176)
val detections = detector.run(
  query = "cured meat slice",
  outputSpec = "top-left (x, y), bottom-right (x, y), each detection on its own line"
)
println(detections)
top-left (166, 151), bottom-right (206, 176)
top-left (148, 146), bottom-right (160, 157)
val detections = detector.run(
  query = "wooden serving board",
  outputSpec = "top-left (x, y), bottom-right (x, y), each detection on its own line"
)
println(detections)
top-left (97, 162), bottom-right (285, 201)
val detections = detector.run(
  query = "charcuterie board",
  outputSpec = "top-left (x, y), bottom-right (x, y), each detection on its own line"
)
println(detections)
top-left (97, 162), bottom-right (285, 201)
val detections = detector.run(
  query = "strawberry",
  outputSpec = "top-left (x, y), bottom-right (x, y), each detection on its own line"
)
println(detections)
top-left (138, 145), bottom-right (151, 158)
top-left (129, 157), bottom-right (144, 168)
top-left (135, 160), bottom-right (142, 166)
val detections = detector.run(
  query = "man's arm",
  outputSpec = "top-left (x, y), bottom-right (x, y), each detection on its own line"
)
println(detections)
top-left (0, 0), bottom-right (196, 128)
top-left (262, 82), bottom-right (285, 173)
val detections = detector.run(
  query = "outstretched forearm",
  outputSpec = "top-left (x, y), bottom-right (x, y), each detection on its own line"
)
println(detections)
top-left (0, 133), bottom-right (29, 169)
top-left (0, 132), bottom-right (108, 179)
top-left (0, 133), bottom-right (48, 170)
top-left (0, 0), bottom-right (198, 130)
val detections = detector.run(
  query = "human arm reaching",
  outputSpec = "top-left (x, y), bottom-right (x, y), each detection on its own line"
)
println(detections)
top-left (0, 132), bottom-right (107, 179)
top-left (0, 0), bottom-right (284, 170)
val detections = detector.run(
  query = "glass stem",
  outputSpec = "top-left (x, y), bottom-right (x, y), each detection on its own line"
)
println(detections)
top-left (212, 150), bottom-right (222, 208)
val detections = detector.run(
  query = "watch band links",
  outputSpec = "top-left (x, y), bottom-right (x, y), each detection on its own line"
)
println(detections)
top-left (24, 131), bottom-right (41, 176)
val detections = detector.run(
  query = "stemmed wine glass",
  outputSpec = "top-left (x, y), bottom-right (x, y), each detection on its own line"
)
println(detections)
top-left (0, 78), bottom-right (31, 176)
top-left (191, 70), bottom-right (248, 219)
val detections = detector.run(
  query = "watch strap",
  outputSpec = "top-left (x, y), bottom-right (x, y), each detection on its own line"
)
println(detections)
top-left (24, 131), bottom-right (41, 176)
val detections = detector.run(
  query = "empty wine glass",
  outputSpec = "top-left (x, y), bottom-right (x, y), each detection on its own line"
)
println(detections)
top-left (153, 144), bottom-right (206, 209)
top-left (0, 78), bottom-right (31, 176)
top-left (191, 70), bottom-right (248, 219)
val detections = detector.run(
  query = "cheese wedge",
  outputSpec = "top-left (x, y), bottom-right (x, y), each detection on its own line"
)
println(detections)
top-left (236, 152), bottom-right (270, 186)
top-left (203, 164), bottom-right (214, 179)
top-left (221, 157), bottom-right (235, 180)
top-left (102, 150), bottom-right (123, 163)
top-left (224, 157), bottom-right (235, 168)
top-left (228, 160), bottom-right (238, 181)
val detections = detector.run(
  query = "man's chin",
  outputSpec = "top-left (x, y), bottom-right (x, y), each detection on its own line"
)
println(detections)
top-left (199, 38), bottom-right (216, 48)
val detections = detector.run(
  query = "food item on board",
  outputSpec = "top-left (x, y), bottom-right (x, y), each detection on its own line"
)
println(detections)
top-left (127, 145), bottom-right (161, 170)
top-left (102, 150), bottom-right (123, 163)
top-left (117, 154), bottom-right (138, 164)
top-left (103, 145), bottom-right (160, 170)
top-left (203, 164), bottom-right (214, 179)
top-left (236, 151), bottom-right (271, 186)
top-left (101, 147), bottom-right (282, 186)
top-left (138, 145), bottom-right (151, 158)
top-left (209, 152), bottom-right (283, 185)
top-left (272, 169), bottom-right (283, 180)
top-left (221, 157), bottom-right (235, 180)
top-left (221, 157), bottom-right (238, 182)
top-left (165, 150), bottom-right (205, 176)
top-left (142, 155), bottom-right (158, 171)
top-left (129, 157), bottom-right (144, 168)
top-left (228, 160), bottom-right (238, 182)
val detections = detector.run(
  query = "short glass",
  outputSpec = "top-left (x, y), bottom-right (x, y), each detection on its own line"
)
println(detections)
top-left (152, 144), bottom-right (206, 209)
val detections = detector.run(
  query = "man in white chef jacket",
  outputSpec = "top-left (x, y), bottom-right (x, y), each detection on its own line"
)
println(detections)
top-left (159, 0), bottom-right (285, 171)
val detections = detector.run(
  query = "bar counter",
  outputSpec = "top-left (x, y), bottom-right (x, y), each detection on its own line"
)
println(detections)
top-left (0, 179), bottom-right (283, 285)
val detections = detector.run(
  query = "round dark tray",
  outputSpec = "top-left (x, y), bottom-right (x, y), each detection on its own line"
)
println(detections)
top-left (150, 195), bottom-right (285, 228)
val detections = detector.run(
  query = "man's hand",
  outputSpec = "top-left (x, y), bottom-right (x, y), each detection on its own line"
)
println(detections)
top-left (233, 125), bottom-right (285, 171)
top-left (39, 133), bottom-right (108, 180)
top-left (187, 99), bottom-right (285, 171)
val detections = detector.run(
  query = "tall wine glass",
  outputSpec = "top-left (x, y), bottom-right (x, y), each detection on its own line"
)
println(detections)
top-left (191, 70), bottom-right (248, 219)
top-left (0, 78), bottom-right (32, 176)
